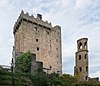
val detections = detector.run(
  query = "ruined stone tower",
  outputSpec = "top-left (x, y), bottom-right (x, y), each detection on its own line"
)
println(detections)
top-left (74, 38), bottom-right (88, 81)
top-left (13, 11), bottom-right (62, 74)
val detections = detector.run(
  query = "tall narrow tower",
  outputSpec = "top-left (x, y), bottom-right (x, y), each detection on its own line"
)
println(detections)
top-left (74, 38), bottom-right (88, 81)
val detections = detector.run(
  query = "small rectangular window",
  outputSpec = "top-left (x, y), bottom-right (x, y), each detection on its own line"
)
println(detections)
top-left (85, 54), bottom-right (87, 59)
top-left (56, 39), bottom-right (58, 42)
top-left (47, 31), bottom-right (49, 35)
top-left (50, 66), bottom-right (52, 69)
top-left (36, 39), bottom-right (38, 42)
top-left (86, 76), bottom-right (88, 80)
top-left (56, 48), bottom-right (58, 50)
top-left (79, 67), bottom-right (82, 72)
top-left (86, 67), bottom-right (88, 72)
top-left (37, 47), bottom-right (39, 51)
top-left (79, 55), bottom-right (81, 60)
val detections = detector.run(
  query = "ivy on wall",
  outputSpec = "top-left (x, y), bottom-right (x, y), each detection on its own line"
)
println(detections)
top-left (15, 51), bottom-right (32, 73)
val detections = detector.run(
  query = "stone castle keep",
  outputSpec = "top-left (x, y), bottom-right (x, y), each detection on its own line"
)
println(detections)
top-left (74, 38), bottom-right (88, 81)
top-left (13, 11), bottom-right (62, 74)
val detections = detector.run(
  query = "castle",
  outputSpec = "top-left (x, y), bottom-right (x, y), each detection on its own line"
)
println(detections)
top-left (13, 11), bottom-right (62, 74)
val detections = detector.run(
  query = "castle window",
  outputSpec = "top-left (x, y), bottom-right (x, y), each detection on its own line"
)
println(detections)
top-left (50, 66), bottom-right (52, 69)
top-left (34, 27), bottom-right (37, 31)
top-left (47, 28), bottom-right (51, 31)
top-left (56, 48), bottom-right (58, 50)
top-left (56, 39), bottom-right (58, 42)
top-left (37, 47), bottom-right (39, 51)
top-left (86, 76), bottom-right (88, 80)
top-left (79, 55), bottom-right (81, 60)
top-left (79, 67), bottom-right (82, 72)
top-left (47, 31), bottom-right (49, 35)
top-left (85, 54), bottom-right (87, 59)
top-left (86, 67), bottom-right (88, 72)
top-left (79, 42), bottom-right (82, 49)
top-left (36, 39), bottom-right (38, 42)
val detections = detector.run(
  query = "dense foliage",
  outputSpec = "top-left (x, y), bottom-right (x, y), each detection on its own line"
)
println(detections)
top-left (15, 51), bottom-right (32, 73)
top-left (0, 70), bottom-right (29, 86)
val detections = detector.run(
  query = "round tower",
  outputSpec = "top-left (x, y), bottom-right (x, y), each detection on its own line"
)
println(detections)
top-left (74, 38), bottom-right (88, 81)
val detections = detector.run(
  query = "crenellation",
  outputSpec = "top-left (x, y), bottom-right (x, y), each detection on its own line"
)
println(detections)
top-left (14, 11), bottom-right (54, 34)
top-left (26, 12), bottom-right (29, 16)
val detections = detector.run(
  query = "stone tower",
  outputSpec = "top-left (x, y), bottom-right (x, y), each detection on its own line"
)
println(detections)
top-left (13, 11), bottom-right (62, 74)
top-left (74, 38), bottom-right (88, 81)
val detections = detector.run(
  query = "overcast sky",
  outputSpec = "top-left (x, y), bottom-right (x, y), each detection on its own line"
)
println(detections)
top-left (0, 0), bottom-right (100, 78)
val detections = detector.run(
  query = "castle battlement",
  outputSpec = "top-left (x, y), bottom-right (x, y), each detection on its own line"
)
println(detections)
top-left (13, 10), bottom-right (61, 34)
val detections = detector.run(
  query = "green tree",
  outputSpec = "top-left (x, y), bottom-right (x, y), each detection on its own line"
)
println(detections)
top-left (49, 73), bottom-right (61, 86)
top-left (15, 51), bottom-right (32, 73)
top-left (29, 72), bottom-right (49, 86)
top-left (60, 74), bottom-right (77, 86)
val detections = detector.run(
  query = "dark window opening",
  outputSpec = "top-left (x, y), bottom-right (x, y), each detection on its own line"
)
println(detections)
top-left (34, 27), bottom-right (37, 31)
top-left (56, 39), bottom-right (58, 42)
top-left (86, 76), bottom-right (88, 80)
top-left (50, 66), bottom-right (52, 69)
top-left (86, 67), bottom-right (88, 72)
top-left (47, 28), bottom-right (51, 31)
top-left (56, 48), bottom-right (58, 50)
top-left (36, 39), bottom-right (38, 42)
top-left (79, 55), bottom-right (81, 60)
top-left (37, 47), bottom-right (39, 51)
top-left (79, 67), bottom-right (82, 72)
top-left (47, 31), bottom-right (49, 35)
top-left (85, 54), bottom-right (87, 59)
top-left (79, 42), bottom-right (82, 49)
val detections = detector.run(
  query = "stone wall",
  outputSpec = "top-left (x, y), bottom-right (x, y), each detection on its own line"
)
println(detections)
top-left (31, 53), bottom-right (43, 74)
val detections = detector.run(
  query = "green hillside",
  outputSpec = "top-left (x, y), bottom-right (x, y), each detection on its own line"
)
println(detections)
top-left (0, 70), bottom-right (30, 86)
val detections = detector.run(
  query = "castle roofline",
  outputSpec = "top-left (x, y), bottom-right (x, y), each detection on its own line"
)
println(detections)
top-left (13, 10), bottom-right (60, 34)
top-left (77, 38), bottom-right (88, 43)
